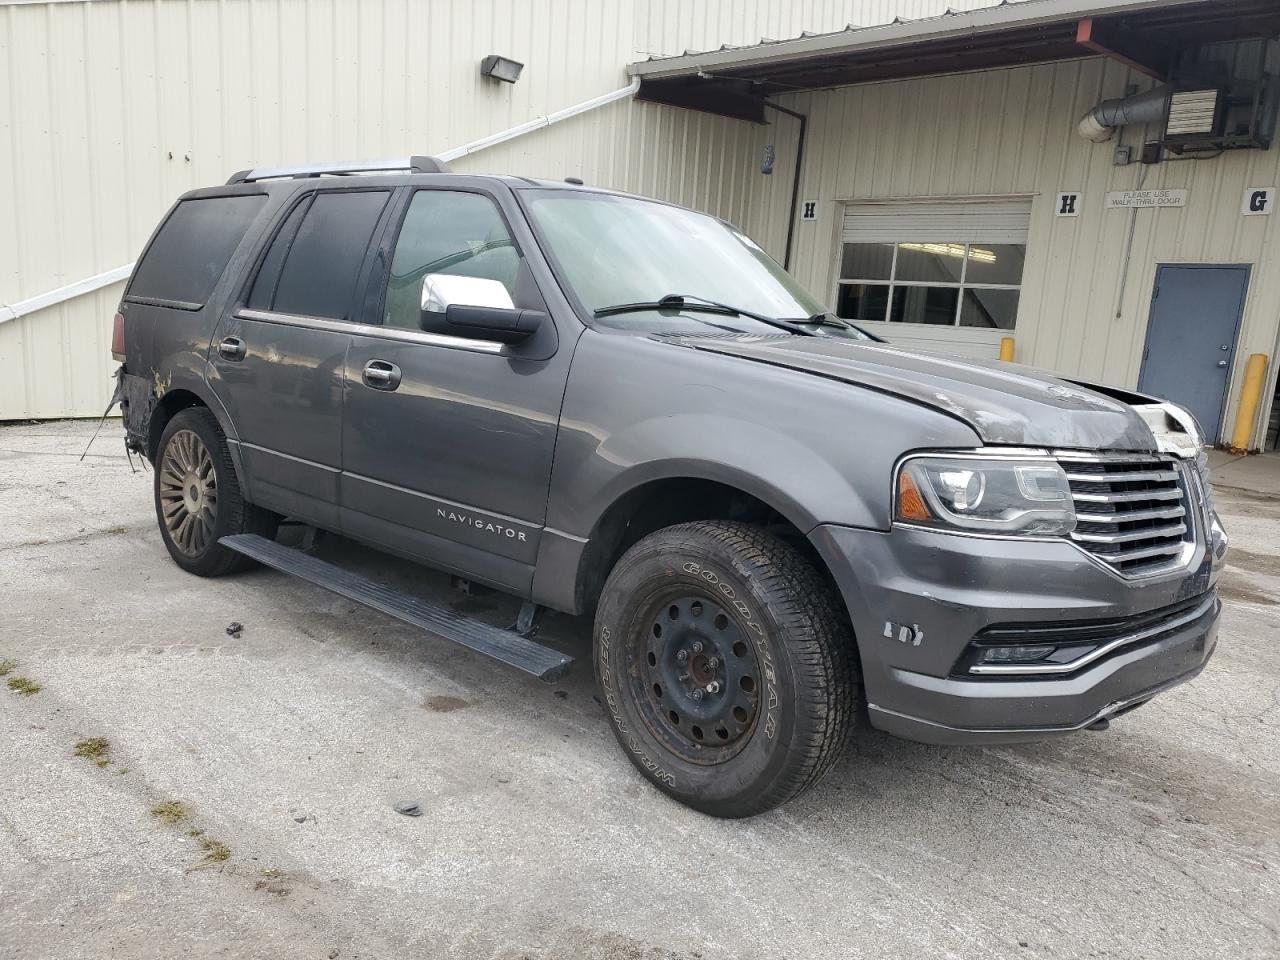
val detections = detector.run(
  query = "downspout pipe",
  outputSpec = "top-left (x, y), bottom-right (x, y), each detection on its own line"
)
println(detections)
top-left (1077, 84), bottom-right (1170, 142)
top-left (763, 102), bottom-right (807, 271)
top-left (1, 78), bottom-right (644, 327)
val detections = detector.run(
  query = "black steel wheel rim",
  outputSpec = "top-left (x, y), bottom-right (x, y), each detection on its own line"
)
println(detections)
top-left (626, 591), bottom-right (763, 765)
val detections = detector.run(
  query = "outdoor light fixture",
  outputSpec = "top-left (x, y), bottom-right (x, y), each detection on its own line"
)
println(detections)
top-left (480, 55), bottom-right (524, 84)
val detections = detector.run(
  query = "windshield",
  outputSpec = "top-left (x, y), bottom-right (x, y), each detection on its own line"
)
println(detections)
top-left (523, 190), bottom-right (874, 339)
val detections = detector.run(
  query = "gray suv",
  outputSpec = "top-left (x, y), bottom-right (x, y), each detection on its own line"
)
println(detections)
top-left (113, 157), bottom-right (1226, 817)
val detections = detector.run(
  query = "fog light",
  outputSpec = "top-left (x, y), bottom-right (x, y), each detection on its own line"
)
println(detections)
top-left (979, 644), bottom-right (1056, 664)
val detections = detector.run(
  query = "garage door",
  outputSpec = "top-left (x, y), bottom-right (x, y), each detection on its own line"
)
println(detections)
top-left (835, 198), bottom-right (1032, 357)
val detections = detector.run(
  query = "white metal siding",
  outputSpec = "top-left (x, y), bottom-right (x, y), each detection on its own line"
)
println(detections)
top-left (0, 0), bottom-right (999, 419)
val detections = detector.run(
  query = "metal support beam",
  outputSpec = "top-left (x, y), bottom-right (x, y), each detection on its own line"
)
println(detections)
top-left (1076, 17), bottom-right (1171, 80)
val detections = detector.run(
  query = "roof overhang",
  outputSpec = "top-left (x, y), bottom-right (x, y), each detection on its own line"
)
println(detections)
top-left (629, 0), bottom-right (1280, 122)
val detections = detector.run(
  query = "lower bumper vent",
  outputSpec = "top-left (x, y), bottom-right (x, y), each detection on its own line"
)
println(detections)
top-left (952, 592), bottom-right (1218, 678)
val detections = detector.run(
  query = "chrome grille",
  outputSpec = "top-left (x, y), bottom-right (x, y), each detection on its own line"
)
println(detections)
top-left (1061, 456), bottom-right (1192, 576)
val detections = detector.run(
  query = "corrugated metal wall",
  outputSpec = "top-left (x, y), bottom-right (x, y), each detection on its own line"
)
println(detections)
top-left (759, 45), bottom-right (1280, 445)
top-left (0, 0), bottom-right (995, 420)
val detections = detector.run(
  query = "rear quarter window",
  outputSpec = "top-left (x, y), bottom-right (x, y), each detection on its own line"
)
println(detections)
top-left (265, 190), bottom-right (390, 320)
top-left (128, 195), bottom-right (267, 308)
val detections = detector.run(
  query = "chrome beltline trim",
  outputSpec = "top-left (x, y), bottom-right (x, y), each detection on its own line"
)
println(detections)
top-left (236, 309), bottom-right (505, 354)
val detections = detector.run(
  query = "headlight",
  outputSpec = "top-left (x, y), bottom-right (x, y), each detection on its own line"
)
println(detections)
top-left (896, 456), bottom-right (1076, 536)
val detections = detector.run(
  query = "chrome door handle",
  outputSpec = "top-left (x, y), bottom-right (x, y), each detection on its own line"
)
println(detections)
top-left (362, 359), bottom-right (402, 391)
top-left (1217, 360), bottom-right (1228, 367)
top-left (217, 336), bottom-right (246, 361)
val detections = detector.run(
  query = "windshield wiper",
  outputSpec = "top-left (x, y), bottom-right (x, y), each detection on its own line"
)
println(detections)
top-left (798, 312), bottom-right (885, 342)
top-left (593, 294), bottom-right (815, 336)
top-left (803, 313), bottom-right (851, 329)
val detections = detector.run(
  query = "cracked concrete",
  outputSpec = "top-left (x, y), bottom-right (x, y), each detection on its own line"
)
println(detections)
top-left (1, 420), bottom-right (1277, 959)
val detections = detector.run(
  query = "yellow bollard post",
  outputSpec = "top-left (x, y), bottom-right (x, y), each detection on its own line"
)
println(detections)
top-left (1230, 353), bottom-right (1268, 453)
top-left (999, 337), bottom-right (1015, 362)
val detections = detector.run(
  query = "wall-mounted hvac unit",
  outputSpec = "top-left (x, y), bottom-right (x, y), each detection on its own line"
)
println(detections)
top-left (1161, 74), bottom-right (1278, 154)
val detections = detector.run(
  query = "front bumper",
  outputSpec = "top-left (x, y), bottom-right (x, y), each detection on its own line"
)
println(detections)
top-left (811, 517), bottom-right (1225, 745)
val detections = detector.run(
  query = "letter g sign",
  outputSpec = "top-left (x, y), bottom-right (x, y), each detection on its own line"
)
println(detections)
top-left (1242, 186), bottom-right (1276, 216)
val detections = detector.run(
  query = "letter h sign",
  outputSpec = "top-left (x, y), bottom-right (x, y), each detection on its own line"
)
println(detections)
top-left (1056, 192), bottom-right (1081, 217)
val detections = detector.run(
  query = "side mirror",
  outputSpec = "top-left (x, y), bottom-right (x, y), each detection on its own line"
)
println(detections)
top-left (444, 304), bottom-right (544, 344)
top-left (419, 273), bottom-right (542, 344)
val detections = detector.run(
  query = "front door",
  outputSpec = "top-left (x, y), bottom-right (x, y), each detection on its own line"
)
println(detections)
top-left (340, 186), bottom-right (575, 595)
top-left (209, 187), bottom-right (394, 528)
top-left (1138, 264), bottom-right (1250, 441)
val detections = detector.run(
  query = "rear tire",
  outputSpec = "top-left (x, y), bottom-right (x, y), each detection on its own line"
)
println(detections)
top-left (594, 520), bottom-right (859, 818)
top-left (154, 407), bottom-right (278, 576)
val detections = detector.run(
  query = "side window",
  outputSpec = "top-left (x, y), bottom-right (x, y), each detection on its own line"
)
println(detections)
top-left (247, 197), bottom-right (309, 310)
top-left (249, 190), bottom-right (390, 320)
top-left (129, 195), bottom-right (266, 308)
top-left (384, 191), bottom-right (520, 331)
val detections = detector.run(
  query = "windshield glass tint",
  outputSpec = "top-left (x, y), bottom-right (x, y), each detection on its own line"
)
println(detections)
top-left (524, 191), bottom-right (828, 320)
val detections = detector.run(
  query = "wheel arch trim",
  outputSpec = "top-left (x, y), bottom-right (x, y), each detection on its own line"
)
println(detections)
top-left (147, 380), bottom-right (251, 500)
top-left (532, 462), bottom-right (837, 616)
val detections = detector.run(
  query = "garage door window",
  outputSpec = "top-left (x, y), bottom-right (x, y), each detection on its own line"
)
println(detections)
top-left (835, 200), bottom-right (1030, 330)
top-left (837, 241), bottom-right (1024, 329)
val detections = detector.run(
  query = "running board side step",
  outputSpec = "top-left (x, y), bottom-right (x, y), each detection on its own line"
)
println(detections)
top-left (220, 534), bottom-right (573, 682)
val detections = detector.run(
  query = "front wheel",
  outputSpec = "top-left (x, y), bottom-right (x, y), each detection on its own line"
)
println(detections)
top-left (594, 521), bottom-right (860, 818)
top-left (154, 407), bottom-right (277, 576)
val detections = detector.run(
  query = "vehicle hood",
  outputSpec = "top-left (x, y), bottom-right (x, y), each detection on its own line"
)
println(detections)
top-left (657, 333), bottom-right (1159, 451)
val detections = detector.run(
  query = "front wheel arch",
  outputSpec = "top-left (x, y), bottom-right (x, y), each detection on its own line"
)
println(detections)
top-left (568, 471), bottom-right (842, 617)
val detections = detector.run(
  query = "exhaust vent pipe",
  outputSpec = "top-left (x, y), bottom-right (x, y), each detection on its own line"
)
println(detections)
top-left (1077, 85), bottom-right (1170, 142)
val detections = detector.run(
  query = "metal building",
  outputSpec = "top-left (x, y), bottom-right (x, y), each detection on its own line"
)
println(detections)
top-left (2, 0), bottom-right (1279, 451)
top-left (635, 0), bottom-right (1280, 450)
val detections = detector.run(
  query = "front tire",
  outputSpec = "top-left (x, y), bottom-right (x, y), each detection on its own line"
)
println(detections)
top-left (154, 407), bottom-right (277, 576)
top-left (594, 521), bottom-right (859, 818)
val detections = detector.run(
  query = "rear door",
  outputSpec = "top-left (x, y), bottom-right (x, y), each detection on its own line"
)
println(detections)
top-left (340, 186), bottom-right (573, 594)
top-left (209, 187), bottom-right (395, 527)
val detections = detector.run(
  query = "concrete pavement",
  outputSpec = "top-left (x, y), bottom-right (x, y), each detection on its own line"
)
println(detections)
top-left (1, 420), bottom-right (1277, 959)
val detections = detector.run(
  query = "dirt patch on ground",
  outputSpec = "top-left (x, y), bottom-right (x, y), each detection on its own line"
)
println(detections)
top-left (1225, 547), bottom-right (1280, 579)
top-left (424, 695), bottom-right (470, 713)
top-left (1216, 571), bottom-right (1277, 606)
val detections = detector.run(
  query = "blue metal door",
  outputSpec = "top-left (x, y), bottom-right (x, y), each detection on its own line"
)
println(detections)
top-left (1138, 264), bottom-right (1249, 440)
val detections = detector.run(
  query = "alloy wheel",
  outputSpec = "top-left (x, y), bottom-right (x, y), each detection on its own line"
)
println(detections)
top-left (158, 429), bottom-right (217, 556)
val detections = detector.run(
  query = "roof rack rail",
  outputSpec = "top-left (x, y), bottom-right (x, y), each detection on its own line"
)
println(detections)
top-left (226, 156), bottom-right (452, 184)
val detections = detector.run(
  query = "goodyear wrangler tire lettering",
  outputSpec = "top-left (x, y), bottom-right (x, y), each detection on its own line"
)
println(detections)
top-left (598, 625), bottom-right (678, 787)
top-left (595, 521), bottom-right (858, 818)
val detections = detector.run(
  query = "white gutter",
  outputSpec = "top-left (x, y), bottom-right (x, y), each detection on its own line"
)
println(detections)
top-left (628, 0), bottom-right (1206, 80)
top-left (438, 77), bottom-right (639, 162)
top-left (0, 264), bottom-right (134, 325)
top-left (0, 77), bottom-right (641, 327)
